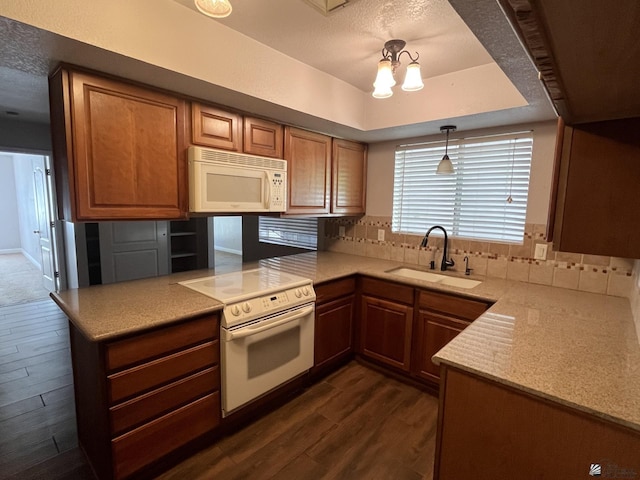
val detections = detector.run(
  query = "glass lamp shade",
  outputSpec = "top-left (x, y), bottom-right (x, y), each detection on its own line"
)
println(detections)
top-left (372, 83), bottom-right (393, 98)
top-left (373, 59), bottom-right (396, 89)
top-left (401, 62), bottom-right (424, 91)
top-left (436, 154), bottom-right (454, 174)
top-left (194, 0), bottom-right (232, 18)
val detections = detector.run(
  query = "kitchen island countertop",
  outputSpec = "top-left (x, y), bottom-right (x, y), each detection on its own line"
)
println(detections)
top-left (51, 251), bottom-right (640, 433)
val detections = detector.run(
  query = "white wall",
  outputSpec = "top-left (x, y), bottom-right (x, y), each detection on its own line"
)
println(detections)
top-left (366, 120), bottom-right (557, 224)
top-left (213, 216), bottom-right (242, 255)
top-left (12, 153), bottom-right (45, 267)
top-left (0, 154), bottom-right (21, 252)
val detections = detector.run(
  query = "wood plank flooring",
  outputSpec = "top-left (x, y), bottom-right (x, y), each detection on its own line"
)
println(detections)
top-left (1, 299), bottom-right (439, 480)
top-left (159, 362), bottom-right (439, 480)
top-left (0, 299), bottom-right (88, 480)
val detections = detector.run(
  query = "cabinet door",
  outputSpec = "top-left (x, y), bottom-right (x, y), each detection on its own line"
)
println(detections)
top-left (550, 118), bottom-right (640, 258)
top-left (332, 139), bottom-right (367, 215)
top-left (284, 126), bottom-right (331, 215)
top-left (360, 295), bottom-right (413, 372)
top-left (243, 116), bottom-right (283, 158)
top-left (314, 295), bottom-right (354, 370)
top-left (192, 103), bottom-right (242, 151)
top-left (413, 310), bottom-right (468, 384)
top-left (61, 70), bottom-right (188, 220)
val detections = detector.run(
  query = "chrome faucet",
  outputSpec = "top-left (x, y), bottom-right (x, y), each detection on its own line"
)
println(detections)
top-left (420, 226), bottom-right (455, 271)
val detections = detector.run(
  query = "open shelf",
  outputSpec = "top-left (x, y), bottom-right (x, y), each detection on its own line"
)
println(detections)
top-left (169, 218), bottom-right (208, 273)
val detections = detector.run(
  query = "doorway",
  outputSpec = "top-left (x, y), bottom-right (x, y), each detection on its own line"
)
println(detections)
top-left (211, 216), bottom-right (242, 271)
top-left (0, 151), bottom-right (60, 306)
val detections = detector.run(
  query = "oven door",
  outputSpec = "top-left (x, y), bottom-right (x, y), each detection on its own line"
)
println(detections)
top-left (220, 303), bottom-right (315, 416)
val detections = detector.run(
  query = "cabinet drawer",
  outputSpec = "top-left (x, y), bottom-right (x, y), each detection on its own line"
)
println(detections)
top-left (418, 290), bottom-right (490, 321)
top-left (112, 392), bottom-right (220, 480)
top-left (110, 366), bottom-right (220, 436)
top-left (315, 277), bottom-right (356, 304)
top-left (108, 341), bottom-right (218, 403)
top-left (360, 277), bottom-right (414, 305)
top-left (106, 315), bottom-right (218, 372)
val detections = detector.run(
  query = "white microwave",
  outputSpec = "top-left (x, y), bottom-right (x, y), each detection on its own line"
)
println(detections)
top-left (188, 146), bottom-right (287, 213)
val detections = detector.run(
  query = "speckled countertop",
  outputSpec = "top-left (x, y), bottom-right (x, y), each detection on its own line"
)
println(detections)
top-left (51, 251), bottom-right (640, 433)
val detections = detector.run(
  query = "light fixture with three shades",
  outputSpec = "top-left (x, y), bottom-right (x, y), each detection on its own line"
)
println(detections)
top-left (373, 39), bottom-right (424, 99)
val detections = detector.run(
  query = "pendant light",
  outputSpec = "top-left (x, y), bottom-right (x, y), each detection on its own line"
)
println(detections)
top-left (437, 125), bottom-right (456, 175)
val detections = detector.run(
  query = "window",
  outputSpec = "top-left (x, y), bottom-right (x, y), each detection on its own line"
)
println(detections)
top-left (393, 132), bottom-right (533, 243)
top-left (258, 217), bottom-right (318, 250)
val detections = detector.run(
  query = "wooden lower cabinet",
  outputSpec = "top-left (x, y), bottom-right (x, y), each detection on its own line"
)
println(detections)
top-left (70, 314), bottom-right (221, 480)
top-left (312, 277), bottom-right (356, 376)
top-left (112, 393), bottom-right (220, 480)
top-left (412, 290), bottom-right (490, 386)
top-left (412, 312), bottom-right (469, 383)
top-left (357, 277), bottom-right (491, 386)
top-left (360, 295), bottom-right (413, 372)
top-left (435, 368), bottom-right (640, 479)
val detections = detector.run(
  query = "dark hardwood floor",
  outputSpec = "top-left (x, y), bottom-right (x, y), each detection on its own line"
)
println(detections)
top-left (1, 299), bottom-right (438, 480)
top-left (0, 298), bottom-right (90, 480)
top-left (159, 362), bottom-right (439, 480)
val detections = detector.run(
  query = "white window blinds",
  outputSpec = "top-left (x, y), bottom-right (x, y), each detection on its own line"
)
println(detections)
top-left (258, 217), bottom-right (318, 250)
top-left (392, 132), bottom-right (533, 243)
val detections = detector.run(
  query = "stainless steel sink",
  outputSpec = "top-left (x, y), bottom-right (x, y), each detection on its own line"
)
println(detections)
top-left (386, 267), bottom-right (481, 289)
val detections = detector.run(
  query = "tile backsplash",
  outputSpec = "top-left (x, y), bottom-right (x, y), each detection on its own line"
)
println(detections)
top-left (323, 215), bottom-right (635, 298)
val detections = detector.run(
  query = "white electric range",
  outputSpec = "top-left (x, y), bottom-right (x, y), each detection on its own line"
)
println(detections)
top-left (179, 267), bottom-right (316, 416)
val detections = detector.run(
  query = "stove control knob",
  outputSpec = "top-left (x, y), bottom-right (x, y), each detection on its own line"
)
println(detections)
top-left (242, 302), bottom-right (252, 313)
top-left (294, 288), bottom-right (302, 298)
top-left (230, 305), bottom-right (241, 316)
top-left (302, 286), bottom-right (310, 296)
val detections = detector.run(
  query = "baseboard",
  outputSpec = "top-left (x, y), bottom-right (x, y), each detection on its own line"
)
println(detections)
top-left (20, 249), bottom-right (42, 270)
top-left (0, 248), bottom-right (22, 254)
top-left (214, 247), bottom-right (242, 256)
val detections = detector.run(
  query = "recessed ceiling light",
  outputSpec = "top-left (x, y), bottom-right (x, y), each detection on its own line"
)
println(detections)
top-left (194, 0), bottom-right (232, 18)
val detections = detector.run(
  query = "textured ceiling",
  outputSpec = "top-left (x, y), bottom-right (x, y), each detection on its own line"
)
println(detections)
top-left (0, 0), bottom-right (555, 141)
top-left (178, 0), bottom-right (494, 93)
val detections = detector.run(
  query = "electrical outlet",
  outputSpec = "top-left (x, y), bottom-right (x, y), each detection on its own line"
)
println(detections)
top-left (534, 243), bottom-right (548, 260)
top-left (377, 229), bottom-right (385, 242)
top-left (338, 226), bottom-right (345, 236)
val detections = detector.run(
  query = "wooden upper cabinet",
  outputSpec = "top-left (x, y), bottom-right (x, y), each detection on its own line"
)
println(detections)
top-left (549, 117), bottom-right (640, 258)
top-left (191, 103), bottom-right (242, 151)
top-left (49, 67), bottom-right (188, 221)
top-left (243, 116), bottom-right (283, 158)
top-left (284, 126), bottom-right (332, 215)
top-left (332, 139), bottom-right (367, 215)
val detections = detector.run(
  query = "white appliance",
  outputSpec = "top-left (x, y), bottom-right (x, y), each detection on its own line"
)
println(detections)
top-left (188, 146), bottom-right (287, 213)
top-left (179, 268), bottom-right (315, 417)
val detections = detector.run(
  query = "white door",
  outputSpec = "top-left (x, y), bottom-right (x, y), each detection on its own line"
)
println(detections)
top-left (32, 158), bottom-right (57, 292)
top-left (99, 221), bottom-right (168, 284)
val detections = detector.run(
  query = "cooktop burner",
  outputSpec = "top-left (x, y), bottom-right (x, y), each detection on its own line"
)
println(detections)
top-left (178, 267), bottom-right (312, 304)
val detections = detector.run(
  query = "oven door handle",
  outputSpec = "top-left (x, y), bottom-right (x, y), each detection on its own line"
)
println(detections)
top-left (227, 305), bottom-right (314, 340)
